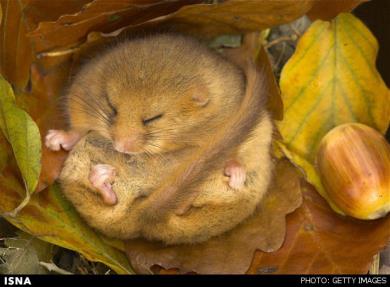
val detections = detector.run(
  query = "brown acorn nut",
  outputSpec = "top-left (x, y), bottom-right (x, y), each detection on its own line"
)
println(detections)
top-left (316, 123), bottom-right (390, 220)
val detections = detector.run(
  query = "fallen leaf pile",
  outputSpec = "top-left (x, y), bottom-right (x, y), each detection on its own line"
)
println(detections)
top-left (0, 0), bottom-right (388, 274)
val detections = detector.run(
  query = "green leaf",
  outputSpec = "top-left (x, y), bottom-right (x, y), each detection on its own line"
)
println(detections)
top-left (0, 75), bottom-right (41, 195)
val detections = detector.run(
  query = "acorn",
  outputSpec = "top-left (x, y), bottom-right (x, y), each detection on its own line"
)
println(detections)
top-left (316, 123), bottom-right (390, 220)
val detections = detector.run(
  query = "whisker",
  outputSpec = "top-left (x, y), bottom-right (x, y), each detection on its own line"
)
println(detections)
top-left (143, 143), bottom-right (167, 163)
top-left (70, 95), bottom-right (112, 124)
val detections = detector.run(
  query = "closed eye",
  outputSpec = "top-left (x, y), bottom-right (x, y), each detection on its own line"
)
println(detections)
top-left (143, 113), bottom-right (163, 125)
top-left (103, 92), bottom-right (117, 120)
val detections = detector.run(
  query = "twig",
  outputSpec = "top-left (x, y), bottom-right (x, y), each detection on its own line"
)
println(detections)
top-left (39, 261), bottom-right (73, 275)
top-left (274, 42), bottom-right (287, 70)
top-left (264, 35), bottom-right (297, 49)
top-left (289, 23), bottom-right (302, 37)
top-left (36, 47), bottom-right (80, 59)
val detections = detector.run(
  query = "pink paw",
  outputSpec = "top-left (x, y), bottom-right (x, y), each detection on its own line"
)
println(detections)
top-left (45, 130), bottom-right (81, 151)
top-left (224, 160), bottom-right (246, 190)
top-left (88, 164), bottom-right (117, 205)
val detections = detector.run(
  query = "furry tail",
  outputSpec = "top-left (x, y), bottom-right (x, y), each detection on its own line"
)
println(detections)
top-left (140, 53), bottom-right (269, 224)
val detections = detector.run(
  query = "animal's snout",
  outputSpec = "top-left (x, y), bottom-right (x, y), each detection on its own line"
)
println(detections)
top-left (114, 136), bottom-right (144, 154)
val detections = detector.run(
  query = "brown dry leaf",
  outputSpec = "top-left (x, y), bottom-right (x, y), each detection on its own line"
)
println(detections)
top-left (0, 0), bottom-right (89, 91)
top-left (28, 0), bottom-right (314, 55)
top-left (22, 0), bottom-right (92, 30)
top-left (307, 0), bottom-right (368, 20)
top-left (0, 0), bottom-right (33, 90)
top-left (248, 181), bottom-right (390, 274)
top-left (125, 159), bottom-right (302, 274)
top-left (157, 0), bottom-right (314, 38)
top-left (28, 0), bottom-right (202, 53)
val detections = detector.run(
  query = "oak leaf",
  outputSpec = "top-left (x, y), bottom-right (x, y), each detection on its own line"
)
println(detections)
top-left (248, 182), bottom-right (390, 274)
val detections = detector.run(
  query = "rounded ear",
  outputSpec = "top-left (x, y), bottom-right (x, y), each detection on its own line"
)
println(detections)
top-left (191, 84), bottom-right (210, 107)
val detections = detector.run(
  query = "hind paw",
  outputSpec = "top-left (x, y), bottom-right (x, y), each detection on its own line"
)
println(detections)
top-left (89, 164), bottom-right (117, 205)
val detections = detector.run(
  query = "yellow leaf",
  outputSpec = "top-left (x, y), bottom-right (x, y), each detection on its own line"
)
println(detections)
top-left (277, 13), bottom-right (390, 209)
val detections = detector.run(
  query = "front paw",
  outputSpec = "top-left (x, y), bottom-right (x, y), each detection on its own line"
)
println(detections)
top-left (88, 164), bottom-right (117, 205)
top-left (224, 160), bottom-right (246, 190)
top-left (45, 130), bottom-right (80, 151)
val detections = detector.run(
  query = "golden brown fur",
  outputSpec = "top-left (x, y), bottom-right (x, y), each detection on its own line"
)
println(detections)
top-left (59, 113), bottom-right (273, 244)
top-left (58, 34), bottom-right (274, 244)
top-left (65, 34), bottom-right (245, 152)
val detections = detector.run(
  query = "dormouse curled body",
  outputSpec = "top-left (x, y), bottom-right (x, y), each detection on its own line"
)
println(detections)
top-left (46, 34), bottom-right (252, 205)
top-left (60, 114), bottom-right (273, 244)
top-left (51, 34), bottom-right (274, 243)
